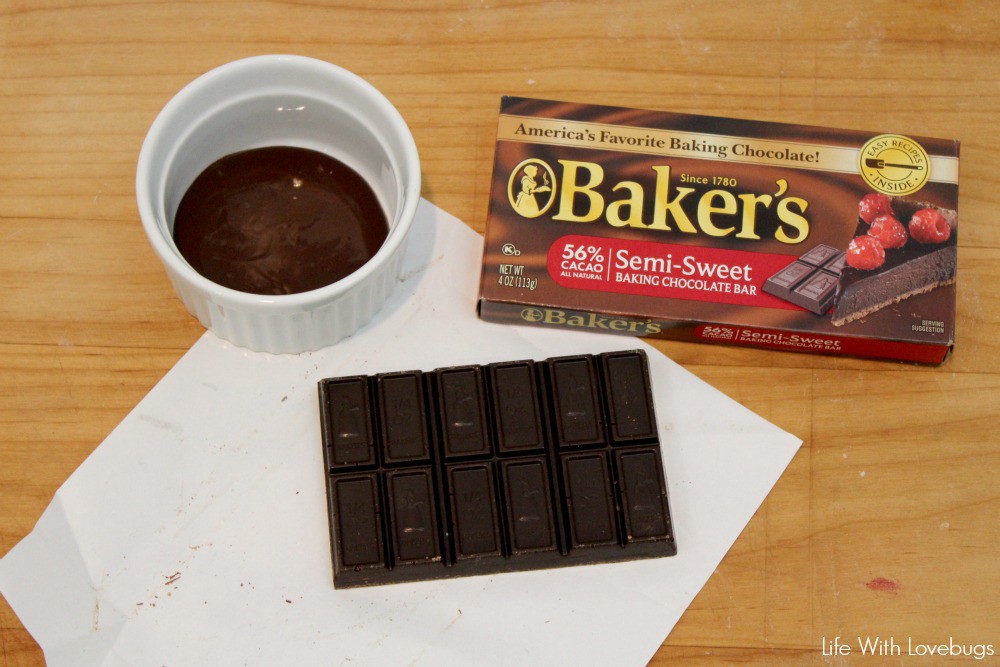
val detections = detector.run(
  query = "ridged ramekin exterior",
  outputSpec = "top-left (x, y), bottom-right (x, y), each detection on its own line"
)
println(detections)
top-left (137, 55), bottom-right (420, 354)
top-left (165, 239), bottom-right (405, 353)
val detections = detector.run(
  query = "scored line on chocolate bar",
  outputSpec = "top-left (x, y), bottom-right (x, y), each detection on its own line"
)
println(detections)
top-left (762, 244), bottom-right (845, 315)
top-left (317, 349), bottom-right (677, 587)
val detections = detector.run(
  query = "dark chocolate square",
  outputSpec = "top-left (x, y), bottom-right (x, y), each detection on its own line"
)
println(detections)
top-left (763, 245), bottom-right (846, 315)
top-left (318, 350), bottom-right (676, 587)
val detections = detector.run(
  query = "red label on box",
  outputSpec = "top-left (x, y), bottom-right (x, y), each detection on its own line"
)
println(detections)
top-left (694, 324), bottom-right (947, 363)
top-left (547, 235), bottom-right (802, 311)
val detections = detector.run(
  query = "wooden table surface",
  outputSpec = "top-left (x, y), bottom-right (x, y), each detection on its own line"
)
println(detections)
top-left (2, 1), bottom-right (997, 664)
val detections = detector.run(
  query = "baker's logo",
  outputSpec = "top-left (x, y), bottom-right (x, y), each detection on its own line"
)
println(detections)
top-left (859, 134), bottom-right (930, 196)
top-left (519, 307), bottom-right (663, 335)
top-left (508, 158), bottom-right (556, 218)
top-left (520, 307), bottom-right (545, 322)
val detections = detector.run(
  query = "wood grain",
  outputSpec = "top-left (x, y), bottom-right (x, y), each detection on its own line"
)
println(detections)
top-left (2, 1), bottom-right (998, 664)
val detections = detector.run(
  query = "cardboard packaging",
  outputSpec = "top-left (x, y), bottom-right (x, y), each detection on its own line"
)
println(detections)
top-left (478, 97), bottom-right (959, 363)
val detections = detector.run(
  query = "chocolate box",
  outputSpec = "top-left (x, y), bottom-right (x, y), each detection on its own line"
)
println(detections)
top-left (477, 97), bottom-right (959, 363)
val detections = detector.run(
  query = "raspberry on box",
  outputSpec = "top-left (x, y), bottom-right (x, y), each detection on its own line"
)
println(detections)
top-left (909, 207), bottom-right (952, 244)
top-left (858, 192), bottom-right (893, 224)
top-left (869, 214), bottom-right (908, 249)
top-left (846, 235), bottom-right (885, 270)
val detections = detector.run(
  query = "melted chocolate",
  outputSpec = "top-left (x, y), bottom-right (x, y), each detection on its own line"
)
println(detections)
top-left (173, 146), bottom-right (388, 295)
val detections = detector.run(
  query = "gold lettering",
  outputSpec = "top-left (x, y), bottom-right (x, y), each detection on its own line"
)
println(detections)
top-left (553, 160), bottom-right (604, 223)
top-left (775, 197), bottom-right (810, 244)
top-left (696, 189), bottom-right (737, 237)
top-left (735, 193), bottom-right (770, 240)
top-left (606, 181), bottom-right (646, 228)
top-left (650, 166), bottom-right (697, 233)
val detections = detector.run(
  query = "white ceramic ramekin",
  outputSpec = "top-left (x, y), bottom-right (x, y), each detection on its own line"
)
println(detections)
top-left (136, 55), bottom-right (421, 353)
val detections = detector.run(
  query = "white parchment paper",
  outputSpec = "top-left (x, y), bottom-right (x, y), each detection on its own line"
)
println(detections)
top-left (0, 200), bottom-right (801, 666)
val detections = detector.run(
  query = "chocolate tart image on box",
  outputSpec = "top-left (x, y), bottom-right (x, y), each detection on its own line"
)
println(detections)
top-left (831, 197), bottom-right (957, 327)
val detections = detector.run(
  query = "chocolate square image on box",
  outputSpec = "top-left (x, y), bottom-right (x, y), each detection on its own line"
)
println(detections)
top-left (317, 350), bottom-right (676, 588)
top-left (763, 245), bottom-right (845, 315)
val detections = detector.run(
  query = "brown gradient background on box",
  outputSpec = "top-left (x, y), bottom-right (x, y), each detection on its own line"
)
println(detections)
top-left (481, 98), bottom-right (957, 345)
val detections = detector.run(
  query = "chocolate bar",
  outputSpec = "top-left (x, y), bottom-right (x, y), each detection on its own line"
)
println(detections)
top-left (762, 244), bottom-right (845, 315)
top-left (318, 350), bottom-right (676, 588)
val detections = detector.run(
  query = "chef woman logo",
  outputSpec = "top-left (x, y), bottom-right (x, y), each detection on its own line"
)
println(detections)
top-left (508, 158), bottom-right (556, 218)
